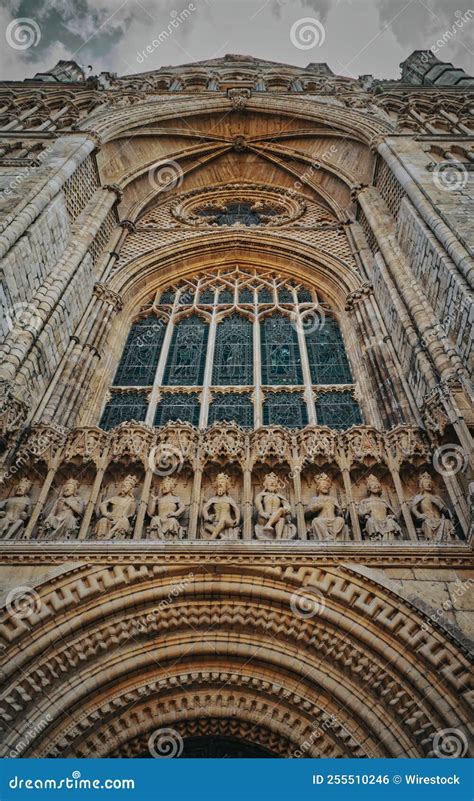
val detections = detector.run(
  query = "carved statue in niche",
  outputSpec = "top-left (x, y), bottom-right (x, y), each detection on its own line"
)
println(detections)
top-left (146, 477), bottom-right (186, 540)
top-left (39, 478), bottom-right (84, 540)
top-left (95, 475), bottom-right (138, 540)
top-left (409, 472), bottom-right (456, 541)
top-left (0, 478), bottom-right (32, 539)
top-left (201, 472), bottom-right (240, 540)
top-left (255, 472), bottom-right (296, 540)
top-left (306, 473), bottom-right (348, 541)
top-left (358, 475), bottom-right (402, 541)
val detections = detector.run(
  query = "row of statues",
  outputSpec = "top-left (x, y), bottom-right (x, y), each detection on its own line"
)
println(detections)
top-left (0, 471), bottom-right (456, 542)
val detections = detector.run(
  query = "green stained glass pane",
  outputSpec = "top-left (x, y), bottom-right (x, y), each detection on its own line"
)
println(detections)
top-left (154, 393), bottom-right (200, 427)
top-left (208, 392), bottom-right (253, 428)
top-left (213, 313), bottom-right (253, 386)
top-left (258, 287), bottom-right (273, 304)
top-left (305, 318), bottom-right (353, 384)
top-left (199, 288), bottom-right (214, 304)
top-left (315, 391), bottom-right (363, 430)
top-left (100, 392), bottom-right (148, 430)
top-left (239, 287), bottom-right (254, 304)
top-left (163, 315), bottom-right (209, 386)
top-left (263, 392), bottom-right (308, 428)
top-left (261, 313), bottom-right (303, 385)
top-left (113, 316), bottom-right (165, 387)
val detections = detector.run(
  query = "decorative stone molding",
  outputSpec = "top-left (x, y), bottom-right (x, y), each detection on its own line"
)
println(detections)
top-left (228, 87), bottom-right (252, 110)
top-left (92, 282), bottom-right (123, 310)
top-left (0, 381), bottom-right (28, 441)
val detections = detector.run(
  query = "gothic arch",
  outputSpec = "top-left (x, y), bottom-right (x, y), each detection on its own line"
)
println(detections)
top-left (1, 561), bottom-right (471, 759)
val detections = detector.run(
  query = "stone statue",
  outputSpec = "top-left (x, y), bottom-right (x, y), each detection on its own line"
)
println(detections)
top-left (358, 475), bottom-right (402, 541)
top-left (410, 472), bottom-right (455, 541)
top-left (255, 472), bottom-right (296, 540)
top-left (0, 478), bottom-right (32, 540)
top-left (201, 472), bottom-right (240, 540)
top-left (306, 473), bottom-right (348, 541)
top-left (39, 478), bottom-right (84, 540)
top-left (147, 477), bottom-right (186, 540)
top-left (95, 475), bottom-right (138, 540)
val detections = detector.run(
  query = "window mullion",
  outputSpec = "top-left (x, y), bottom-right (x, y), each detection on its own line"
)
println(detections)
top-left (254, 316), bottom-right (262, 427)
top-left (199, 309), bottom-right (217, 429)
top-left (145, 316), bottom-right (175, 426)
top-left (295, 314), bottom-right (317, 426)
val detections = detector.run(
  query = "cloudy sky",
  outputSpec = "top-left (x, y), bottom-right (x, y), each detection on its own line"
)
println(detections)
top-left (1, 0), bottom-right (473, 82)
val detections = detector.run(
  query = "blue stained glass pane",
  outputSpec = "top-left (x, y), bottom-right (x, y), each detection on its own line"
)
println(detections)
top-left (154, 393), bottom-right (200, 427)
top-left (113, 317), bottom-right (165, 386)
top-left (178, 288), bottom-right (195, 305)
top-left (197, 202), bottom-right (277, 226)
top-left (315, 391), bottom-right (363, 430)
top-left (100, 392), bottom-right (148, 430)
top-left (163, 315), bottom-right (209, 386)
top-left (261, 314), bottom-right (303, 385)
top-left (258, 287), bottom-right (274, 304)
top-left (298, 287), bottom-right (313, 303)
top-left (218, 288), bottom-right (234, 304)
top-left (160, 288), bottom-right (175, 304)
top-left (306, 318), bottom-right (353, 384)
top-left (263, 392), bottom-right (308, 428)
top-left (213, 313), bottom-right (253, 385)
top-left (208, 392), bottom-right (253, 428)
top-left (199, 288), bottom-right (214, 305)
top-left (239, 287), bottom-right (254, 304)
top-left (278, 288), bottom-right (293, 303)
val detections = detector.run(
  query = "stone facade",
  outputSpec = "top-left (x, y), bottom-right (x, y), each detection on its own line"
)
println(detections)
top-left (0, 52), bottom-right (472, 759)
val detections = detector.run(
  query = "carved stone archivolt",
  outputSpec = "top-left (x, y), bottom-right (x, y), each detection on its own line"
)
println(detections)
top-left (0, 422), bottom-right (465, 541)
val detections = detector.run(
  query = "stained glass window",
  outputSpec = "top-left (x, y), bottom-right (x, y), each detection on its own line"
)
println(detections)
top-left (213, 314), bottom-right (253, 385)
top-left (263, 392), bottom-right (308, 428)
top-left (100, 392), bottom-right (148, 430)
top-left (163, 315), bottom-right (209, 386)
top-left (298, 287), bottom-right (313, 303)
top-left (197, 202), bottom-right (278, 226)
top-left (239, 287), bottom-right (254, 304)
top-left (218, 288), bottom-right (234, 304)
top-left (113, 317), bottom-right (165, 387)
top-left (258, 287), bottom-right (273, 304)
top-left (278, 287), bottom-right (293, 304)
top-left (306, 318), bottom-right (353, 384)
top-left (208, 392), bottom-right (253, 428)
top-left (315, 391), bottom-right (362, 430)
top-left (154, 392), bottom-right (200, 427)
top-left (160, 288), bottom-right (175, 304)
top-left (261, 314), bottom-right (303, 385)
top-left (199, 288), bottom-right (214, 305)
top-left (178, 288), bottom-right (194, 305)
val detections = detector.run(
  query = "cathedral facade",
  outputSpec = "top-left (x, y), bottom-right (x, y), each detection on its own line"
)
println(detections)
top-left (0, 51), bottom-right (472, 759)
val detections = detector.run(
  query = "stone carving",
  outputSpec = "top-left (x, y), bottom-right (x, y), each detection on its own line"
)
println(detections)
top-left (0, 478), bottom-right (32, 539)
top-left (358, 475), bottom-right (402, 541)
top-left (228, 87), bottom-right (251, 110)
top-left (255, 472), bottom-right (296, 540)
top-left (39, 478), bottom-right (84, 540)
top-left (306, 473), bottom-right (348, 541)
top-left (201, 473), bottom-right (241, 540)
top-left (409, 473), bottom-right (456, 541)
top-left (0, 380), bottom-right (28, 438)
top-left (95, 475), bottom-right (138, 540)
top-left (146, 477), bottom-right (186, 540)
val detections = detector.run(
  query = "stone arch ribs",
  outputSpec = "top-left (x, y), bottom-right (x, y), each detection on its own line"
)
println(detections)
top-left (0, 561), bottom-right (471, 759)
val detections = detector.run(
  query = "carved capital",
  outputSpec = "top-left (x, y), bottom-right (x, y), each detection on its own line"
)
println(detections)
top-left (93, 282), bottom-right (123, 311)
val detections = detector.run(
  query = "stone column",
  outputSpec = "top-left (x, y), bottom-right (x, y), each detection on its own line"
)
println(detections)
top-left (78, 449), bottom-right (110, 539)
top-left (188, 452), bottom-right (204, 539)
